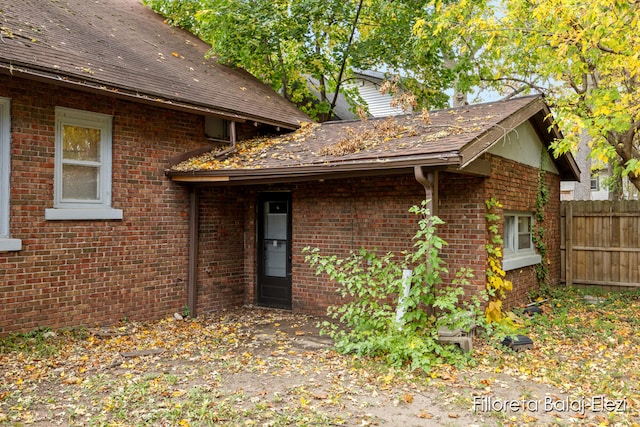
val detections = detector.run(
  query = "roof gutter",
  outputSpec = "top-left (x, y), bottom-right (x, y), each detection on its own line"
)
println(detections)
top-left (166, 153), bottom-right (463, 184)
top-left (0, 63), bottom-right (303, 130)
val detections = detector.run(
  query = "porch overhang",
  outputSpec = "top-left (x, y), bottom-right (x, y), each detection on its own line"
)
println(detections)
top-left (165, 152), bottom-right (493, 185)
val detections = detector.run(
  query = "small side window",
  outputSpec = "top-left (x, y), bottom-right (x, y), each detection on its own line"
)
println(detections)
top-left (204, 116), bottom-right (229, 141)
top-left (503, 212), bottom-right (541, 270)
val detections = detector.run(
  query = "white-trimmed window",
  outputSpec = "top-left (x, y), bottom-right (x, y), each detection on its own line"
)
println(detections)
top-left (0, 97), bottom-right (22, 251)
top-left (45, 107), bottom-right (122, 220)
top-left (503, 212), bottom-right (541, 270)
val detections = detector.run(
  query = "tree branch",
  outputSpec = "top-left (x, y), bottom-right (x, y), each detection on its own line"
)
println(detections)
top-left (482, 76), bottom-right (548, 94)
top-left (330, 0), bottom-right (364, 115)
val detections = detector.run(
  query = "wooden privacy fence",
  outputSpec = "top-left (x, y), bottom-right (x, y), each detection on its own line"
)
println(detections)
top-left (561, 200), bottom-right (640, 288)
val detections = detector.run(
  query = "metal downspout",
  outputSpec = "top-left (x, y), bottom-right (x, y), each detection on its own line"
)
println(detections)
top-left (414, 166), bottom-right (438, 215)
top-left (413, 166), bottom-right (439, 318)
top-left (213, 120), bottom-right (237, 157)
top-left (187, 186), bottom-right (199, 317)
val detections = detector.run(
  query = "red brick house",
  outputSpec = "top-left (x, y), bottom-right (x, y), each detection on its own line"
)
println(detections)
top-left (167, 96), bottom-right (580, 315)
top-left (0, 2), bottom-right (579, 336)
top-left (0, 0), bottom-right (308, 335)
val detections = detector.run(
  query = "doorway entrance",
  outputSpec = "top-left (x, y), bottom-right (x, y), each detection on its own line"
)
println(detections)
top-left (257, 192), bottom-right (292, 309)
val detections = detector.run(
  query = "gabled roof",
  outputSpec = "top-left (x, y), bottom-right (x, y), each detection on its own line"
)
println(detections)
top-left (167, 95), bottom-right (580, 184)
top-left (0, 0), bottom-right (309, 129)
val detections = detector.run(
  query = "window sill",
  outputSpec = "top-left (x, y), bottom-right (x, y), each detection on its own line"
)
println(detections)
top-left (503, 253), bottom-right (542, 271)
top-left (45, 208), bottom-right (123, 221)
top-left (0, 238), bottom-right (22, 252)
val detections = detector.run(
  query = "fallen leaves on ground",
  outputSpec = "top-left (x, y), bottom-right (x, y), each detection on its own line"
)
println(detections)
top-left (1, 288), bottom-right (639, 426)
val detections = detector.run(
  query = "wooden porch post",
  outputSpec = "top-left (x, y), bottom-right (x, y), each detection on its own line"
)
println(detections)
top-left (187, 186), bottom-right (199, 317)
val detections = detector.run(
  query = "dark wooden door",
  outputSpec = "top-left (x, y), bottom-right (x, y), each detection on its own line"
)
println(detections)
top-left (257, 192), bottom-right (292, 309)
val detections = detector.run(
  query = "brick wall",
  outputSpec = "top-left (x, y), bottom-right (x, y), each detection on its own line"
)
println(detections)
top-left (481, 153), bottom-right (561, 308)
top-left (232, 156), bottom-right (560, 313)
top-left (196, 187), bottom-right (248, 313)
top-left (0, 76), bottom-right (207, 335)
top-left (436, 172), bottom-right (489, 300)
top-left (290, 176), bottom-right (426, 314)
top-left (204, 154), bottom-right (563, 316)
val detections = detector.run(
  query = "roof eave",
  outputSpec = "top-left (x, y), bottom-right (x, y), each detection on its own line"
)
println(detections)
top-left (458, 96), bottom-right (581, 181)
top-left (0, 62), bottom-right (305, 130)
top-left (166, 153), bottom-right (464, 185)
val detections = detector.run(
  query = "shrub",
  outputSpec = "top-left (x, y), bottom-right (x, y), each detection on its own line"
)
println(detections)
top-left (303, 202), bottom-right (486, 371)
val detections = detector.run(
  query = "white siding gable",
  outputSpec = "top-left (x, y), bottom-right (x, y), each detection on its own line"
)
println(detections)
top-left (488, 121), bottom-right (559, 174)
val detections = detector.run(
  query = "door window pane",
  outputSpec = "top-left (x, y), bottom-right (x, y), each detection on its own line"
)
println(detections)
top-left (265, 201), bottom-right (287, 240)
top-left (263, 200), bottom-right (288, 277)
top-left (264, 240), bottom-right (287, 277)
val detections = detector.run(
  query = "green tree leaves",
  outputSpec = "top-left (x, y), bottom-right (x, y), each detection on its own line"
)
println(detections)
top-left (145, 0), bottom-right (457, 120)
top-left (432, 0), bottom-right (640, 192)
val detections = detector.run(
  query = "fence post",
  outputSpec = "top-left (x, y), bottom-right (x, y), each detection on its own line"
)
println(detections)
top-left (565, 202), bottom-right (573, 286)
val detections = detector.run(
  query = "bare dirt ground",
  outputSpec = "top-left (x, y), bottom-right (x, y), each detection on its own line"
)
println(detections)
top-left (2, 299), bottom-right (638, 426)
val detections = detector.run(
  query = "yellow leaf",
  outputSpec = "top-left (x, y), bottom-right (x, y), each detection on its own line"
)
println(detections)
top-left (486, 300), bottom-right (503, 323)
top-left (417, 411), bottom-right (433, 419)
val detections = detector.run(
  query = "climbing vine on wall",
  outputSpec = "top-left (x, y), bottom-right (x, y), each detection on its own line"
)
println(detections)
top-left (484, 197), bottom-right (513, 323)
top-left (532, 148), bottom-right (549, 288)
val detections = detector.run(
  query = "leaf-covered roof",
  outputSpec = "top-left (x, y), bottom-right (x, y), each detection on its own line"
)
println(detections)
top-left (168, 95), bottom-right (580, 182)
top-left (0, 0), bottom-right (309, 129)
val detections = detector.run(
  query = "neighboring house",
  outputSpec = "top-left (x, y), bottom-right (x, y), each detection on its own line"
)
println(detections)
top-left (335, 70), bottom-right (409, 119)
top-left (167, 95), bottom-right (579, 314)
top-left (0, 0), bottom-right (308, 335)
top-left (559, 132), bottom-right (639, 201)
top-left (561, 169), bottom-right (640, 201)
top-left (309, 70), bottom-right (408, 121)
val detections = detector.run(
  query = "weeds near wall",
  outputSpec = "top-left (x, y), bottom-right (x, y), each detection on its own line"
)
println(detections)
top-left (303, 201), bottom-right (485, 371)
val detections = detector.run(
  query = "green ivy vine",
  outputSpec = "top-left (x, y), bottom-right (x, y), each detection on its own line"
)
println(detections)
top-left (532, 148), bottom-right (550, 288)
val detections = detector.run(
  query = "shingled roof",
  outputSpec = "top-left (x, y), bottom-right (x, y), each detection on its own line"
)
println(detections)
top-left (0, 0), bottom-right (309, 129)
top-left (167, 95), bottom-right (580, 184)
